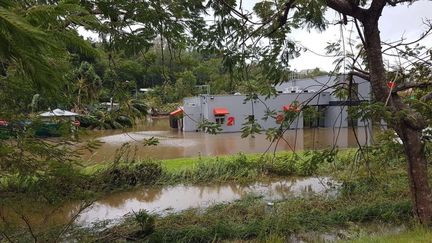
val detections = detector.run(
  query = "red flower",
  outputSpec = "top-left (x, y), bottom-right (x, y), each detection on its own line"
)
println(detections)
top-left (283, 104), bottom-right (300, 112)
top-left (276, 114), bottom-right (285, 124)
top-left (387, 81), bottom-right (396, 89)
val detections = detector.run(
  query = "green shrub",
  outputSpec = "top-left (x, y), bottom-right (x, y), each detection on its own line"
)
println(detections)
top-left (94, 161), bottom-right (163, 190)
top-left (263, 155), bottom-right (297, 176)
top-left (132, 210), bottom-right (156, 237)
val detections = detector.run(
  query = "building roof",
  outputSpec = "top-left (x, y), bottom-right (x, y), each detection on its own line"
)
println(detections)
top-left (274, 75), bottom-right (368, 93)
top-left (39, 109), bottom-right (79, 117)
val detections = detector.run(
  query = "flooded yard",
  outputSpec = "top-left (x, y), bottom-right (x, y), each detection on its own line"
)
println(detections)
top-left (80, 117), bottom-right (373, 163)
top-left (2, 177), bottom-right (339, 228)
top-left (77, 176), bottom-right (338, 226)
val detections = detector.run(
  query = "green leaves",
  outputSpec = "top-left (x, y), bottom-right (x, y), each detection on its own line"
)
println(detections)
top-left (0, 5), bottom-right (60, 90)
top-left (0, 0), bottom-right (100, 99)
top-left (143, 137), bottom-right (160, 147)
top-left (241, 116), bottom-right (262, 138)
top-left (198, 119), bottom-right (222, 134)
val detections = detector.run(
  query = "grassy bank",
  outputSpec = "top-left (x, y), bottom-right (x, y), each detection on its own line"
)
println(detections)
top-left (346, 227), bottom-right (432, 243)
top-left (1, 148), bottom-right (349, 198)
top-left (82, 150), bottom-right (309, 174)
top-left (73, 168), bottom-right (416, 242)
top-left (4, 138), bottom-right (430, 242)
top-left (76, 196), bottom-right (412, 242)
top-left (67, 143), bottom-right (427, 242)
top-left (78, 149), bottom-right (355, 191)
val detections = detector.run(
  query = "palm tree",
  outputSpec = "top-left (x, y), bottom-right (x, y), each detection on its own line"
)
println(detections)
top-left (72, 61), bottom-right (103, 111)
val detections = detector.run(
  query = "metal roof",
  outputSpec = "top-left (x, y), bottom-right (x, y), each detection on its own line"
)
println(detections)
top-left (39, 109), bottom-right (79, 117)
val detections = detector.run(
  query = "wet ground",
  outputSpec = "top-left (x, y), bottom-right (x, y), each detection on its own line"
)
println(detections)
top-left (1, 119), bottom-right (369, 228)
top-left (76, 176), bottom-right (338, 226)
top-left (80, 117), bottom-right (374, 163)
top-left (1, 176), bottom-right (338, 228)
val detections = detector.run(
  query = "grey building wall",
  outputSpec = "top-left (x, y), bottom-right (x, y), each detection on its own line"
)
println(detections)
top-left (183, 97), bottom-right (202, 132)
top-left (274, 75), bottom-right (370, 101)
top-left (182, 75), bottom-right (371, 132)
top-left (325, 106), bottom-right (348, 128)
top-left (183, 92), bottom-right (330, 132)
top-left (274, 75), bottom-right (371, 128)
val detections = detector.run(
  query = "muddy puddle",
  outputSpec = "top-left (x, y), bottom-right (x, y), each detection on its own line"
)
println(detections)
top-left (1, 177), bottom-right (339, 229)
top-left (80, 117), bottom-right (374, 163)
top-left (76, 177), bottom-right (338, 226)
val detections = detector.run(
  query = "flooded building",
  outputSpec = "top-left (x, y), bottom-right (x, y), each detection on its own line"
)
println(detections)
top-left (171, 75), bottom-right (371, 132)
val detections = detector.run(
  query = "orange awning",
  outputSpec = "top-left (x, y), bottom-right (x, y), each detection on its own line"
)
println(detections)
top-left (213, 107), bottom-right (229, 115)
top-left (170, 108), bottom-right (183, 116)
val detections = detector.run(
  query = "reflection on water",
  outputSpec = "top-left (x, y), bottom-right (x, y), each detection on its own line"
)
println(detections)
top-left (77, 177), bottom-right (338, 226)
top-left (2, 177), bottom-right (339, 229)
top-left (81, 117), bottom-right (374, 163)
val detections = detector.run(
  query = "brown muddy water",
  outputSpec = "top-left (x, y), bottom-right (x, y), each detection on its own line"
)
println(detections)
top-left (3, 177), bottom-right (338, 228)
top-left (80, 117), bottom-right (373, 163)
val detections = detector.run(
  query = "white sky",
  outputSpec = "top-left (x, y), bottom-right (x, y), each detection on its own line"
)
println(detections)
top-left (287, 1), bottom-right (432, 72)
top-left (79, 1), bottom-right (432, 72)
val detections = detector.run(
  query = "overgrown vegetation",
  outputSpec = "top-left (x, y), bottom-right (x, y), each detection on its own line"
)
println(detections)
top-left (1, 132), bottom-right (431, 241)
top-left (66, 140), bottom-right (431, 242)
top-left (1, 0), bottom-right (432, 241)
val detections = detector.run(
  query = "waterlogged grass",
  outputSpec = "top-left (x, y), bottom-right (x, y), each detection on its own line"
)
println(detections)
top-left (82, 149), bottom-right (356, 182)
top-left (82, 150), bottom-right (302, 174)
top-left (69, 146), bottom-right (424, 242)
top-left (345, 227), bottom-right (432, 243)
top-left (5, 143), bottom-right (432, 242)
top-left (81, 194), bottom-right (413, 242)
top-left (2, 148), bottom-right (356, 197)
top-left (158, 151), bottom-right (299, 172)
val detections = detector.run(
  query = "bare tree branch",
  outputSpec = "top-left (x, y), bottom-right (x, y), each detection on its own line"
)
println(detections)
top-left (393, 82), bottom-right (432, 92)
top-left (324, 0), bottom-right (367, 21)
top-left (54, 201), bottom-right (94, 242)
top-left (353, 66), bottom-right (370, 75)
top-left (386, 0), bottom-right (415, 6)
top-left (20, 214), bottom-right (37, 242)
top-left (350, 71), bottom-right (370, 80)
top-left (354, 19), bottom-right (366, 47)
top-left (421, 91), bottom-right (432, 101)
top-left (382, 24), bottom-right (432, 53)
top-left (0, 211), bottom-right (13, 243)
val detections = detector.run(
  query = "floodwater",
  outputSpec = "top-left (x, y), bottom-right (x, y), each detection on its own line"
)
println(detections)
top-left (1, 177), bottom-right (338, 228)
top-left (77, 177), bottom-right (338, 226)
top-left (80, 117), bottom-right (373, 163)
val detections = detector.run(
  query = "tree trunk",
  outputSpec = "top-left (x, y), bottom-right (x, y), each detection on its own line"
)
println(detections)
top-left (363, 16), bottom-right (432, 225)
top-left (396, 125), bottom-right (432, 224)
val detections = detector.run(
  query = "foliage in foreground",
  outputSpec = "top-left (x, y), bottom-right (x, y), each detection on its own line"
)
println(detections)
top-left (68, 135), bottom-right (430, 242)
top-left (74, 187), bottom-right (413, 242)
top-left (345, 227), bottom-right (432, 243)
top-left (1, 132), bottom-right (430, 241)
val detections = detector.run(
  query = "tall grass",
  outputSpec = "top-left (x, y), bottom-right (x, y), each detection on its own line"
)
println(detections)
top-left (66, 145), bottom-right (426, 242)
top-left (345, 227), bottom-right (432, 243)
top-left (79, 195), bottom-right (412, 242)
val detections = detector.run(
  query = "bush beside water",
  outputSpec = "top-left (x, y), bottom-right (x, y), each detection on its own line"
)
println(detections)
top-left (2, 143), bottom-right (432, 242)
top-left (71, 144), bottom-right (431, 242)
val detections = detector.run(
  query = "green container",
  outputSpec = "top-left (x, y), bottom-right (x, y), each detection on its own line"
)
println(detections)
top-left (35, 123), bottom-right (61, 137)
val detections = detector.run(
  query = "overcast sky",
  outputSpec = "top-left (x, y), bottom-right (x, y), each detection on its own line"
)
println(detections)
top-left (284, 1), bottom-right (432, 71)
top-left (79, 1), bottom-right (432, 72)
